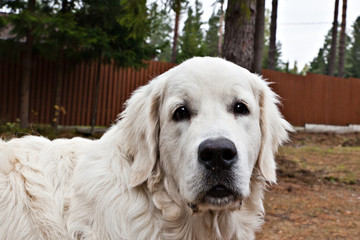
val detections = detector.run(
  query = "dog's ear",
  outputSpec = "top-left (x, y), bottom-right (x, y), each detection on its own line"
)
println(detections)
top-left (118, 77), bottom-right (165, 188)
top-left (255, 76), bottom-right (293, 183)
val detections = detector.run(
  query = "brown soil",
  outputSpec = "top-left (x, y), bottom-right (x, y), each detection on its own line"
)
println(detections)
top-left (257, 132), bottom-right (360, 240)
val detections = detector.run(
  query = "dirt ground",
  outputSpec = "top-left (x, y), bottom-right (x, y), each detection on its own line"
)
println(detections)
top-left (256, 132), bottom-right (360, 240)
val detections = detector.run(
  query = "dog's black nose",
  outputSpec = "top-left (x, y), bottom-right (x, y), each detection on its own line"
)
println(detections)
top-left (198, 138), bottom-right (237, 171)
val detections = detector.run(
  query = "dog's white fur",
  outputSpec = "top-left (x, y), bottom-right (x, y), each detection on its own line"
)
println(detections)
top-left (0, 57), bottom-right (292, 240)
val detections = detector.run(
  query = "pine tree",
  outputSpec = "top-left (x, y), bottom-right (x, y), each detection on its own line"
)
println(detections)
top-left (217, 0), bottom-right (224, 56)
top-left (262, 9), bottom-right (283, 71)
top-left (168, 0), bottom-right (187, 63)
top-left (222, 0), bottom-right (256, 70)
top-left (267, 0), bottom-right (278, 70)
top-left (337, 0), bottom-right (347, 77)
top-left (0, 0), bottom-right (37, 128)
top-left (0, 0), bottom-right (155, 129)
top-left (205, 10), bottom-right (220, 57)
top-left (262, 9), bottom-right (271, 69)
top-left (148, 2), bottom-right (172, 61)
top-left (310, 48), bottom-right (328, 74)
top-left (289, 61), bottom-right (299, 74)
top-left (309, 27), bottom-right (351, 76)
top-left (328, 0), bottom-right (339, 76)
top-left (75, 0), bottom-right (155, 133)
top-left (252, 0), bottom-right (265, 74)
top-left (178, 0), bottom-right (205, 62)
top-left (349, 17), bottom-right (360, 78)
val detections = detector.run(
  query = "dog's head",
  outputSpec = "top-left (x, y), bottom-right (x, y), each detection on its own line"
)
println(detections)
top-left (119, 57), bottom-right (292, 211)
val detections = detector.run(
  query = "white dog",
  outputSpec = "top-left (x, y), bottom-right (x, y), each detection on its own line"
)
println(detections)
top-left (0, 57), bottom-right (292, 240)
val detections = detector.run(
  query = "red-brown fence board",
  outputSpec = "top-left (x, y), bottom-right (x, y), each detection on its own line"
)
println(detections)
top-left (262, 70), bottom-right (360, 126)
top-left (1, 57), bottom-right (360, 127)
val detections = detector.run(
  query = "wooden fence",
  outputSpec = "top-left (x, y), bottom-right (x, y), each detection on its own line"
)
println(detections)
top-left (1, 56), bottom-right (360, 127)
top-left (0, 56), bottom-right (175, 126)
top-left (262, 70), bottom-right (360, 126)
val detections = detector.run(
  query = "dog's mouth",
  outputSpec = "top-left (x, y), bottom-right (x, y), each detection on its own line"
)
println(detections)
top-left (202, 185), bottom-right (240, 206)
top-left (191, 184), bottom-right (242, 212)
top-left (206, 185), bottom-right (233, 198)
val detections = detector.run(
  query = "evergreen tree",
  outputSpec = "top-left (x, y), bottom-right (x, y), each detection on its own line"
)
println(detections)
top-left (309, 27), bottom-right (351, 76)
top-left (337, 0), bottom-right (347, 77)
top-left (205, 10), bottom-right (220, 57)
top-left (0, 0), bottom-right (155, 129)
top-left (300, 64), bottom-right (310, 76)
top-left (177, 0), bottom-right (205, 62)
top-left (289, 61), bottom-right (299, 74)
top-left (148, 2), bottom-right (172, 62)
top-left (252, 0), bottom-right (265, 74)
top-left (273, 42), bottom-right (284, 71)
top-left (328, 0), bottom-right (339, 76)
top-left (310, 47), bottom-right (328, 74)
top-left (168, 0), bottom-right (187, 63)
top-left (262, 9), bottom-right (270, 69)
top-left (222, 0), bottom-right (256, 70)
top-left (267, 0), bottom-right (278, 70)
top-left (262, 9), bottom-right (283, 72)
top-left (217, 0), bottom-right (225, 56)
top-left (1, 0), bottom-right (38, 128)
top-left (349, 17), bottom-right (360, 78)
top-left (75, 0), bottom-right (155, 132)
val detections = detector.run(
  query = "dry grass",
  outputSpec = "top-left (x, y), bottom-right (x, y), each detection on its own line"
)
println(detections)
top-left (257, 132), bottom-right (360, 240)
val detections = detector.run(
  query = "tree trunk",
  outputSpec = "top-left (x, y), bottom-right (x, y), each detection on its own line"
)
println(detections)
top-left (328, 0), bottom-right (339, 76)
top-left (252, 0), bottom-right (265, 74)
top-left (90, 58), bottom-right (102, 135)
top-left (171, 0), bottom-right (181, 63)
top-left (52, 0), bottom-right (69, 129)
top-left (267, 0), bottom-right (278, 70)
top-left (218, 0), bottom-right (224, 56)
top-left (61, 0), bottom-right (69, 13)
top-left (337, 0), bottom-right (347, 78)
top-left (52, 52), bottom-right (64, 129)
top-left (20, 0), bottom-right (35, 128)
top-left (222, 0), bottom-right (256, 70)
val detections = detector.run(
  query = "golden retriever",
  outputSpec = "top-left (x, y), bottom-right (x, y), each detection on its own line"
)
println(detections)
top-left (0, 57), bottom-right (292, 240)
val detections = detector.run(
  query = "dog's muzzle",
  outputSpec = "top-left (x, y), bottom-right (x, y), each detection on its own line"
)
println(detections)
top-left (196, 138), bottom-right (242, 206)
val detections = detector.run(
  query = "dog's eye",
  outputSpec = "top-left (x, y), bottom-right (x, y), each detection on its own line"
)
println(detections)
top-left (234, 102), bottom-right (250, 115)
top-left (173, 106), bottom-right (190, 121)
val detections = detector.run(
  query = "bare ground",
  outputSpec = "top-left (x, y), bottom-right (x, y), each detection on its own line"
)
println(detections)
top-left (257, 132), bottom-right (360, 240)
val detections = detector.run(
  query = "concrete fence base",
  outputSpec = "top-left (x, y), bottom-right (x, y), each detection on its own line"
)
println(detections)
top-left (294, 124), bottom-right (360, 133)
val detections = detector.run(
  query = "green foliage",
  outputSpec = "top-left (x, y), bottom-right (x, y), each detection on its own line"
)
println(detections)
top-left (177, 0), bottom-right (206, 62)
top-left (289, 61), bottom-right (298, 74)
top-left (349, 17), bottom-right (360, 78)
top-left (148, 2), bottom-right (172, 62)
top-left (1, 1), bottom-right (68, 57)
top-left (263, 41), bottom-right (283, 71)
top-left (119, 0), bottom-right (149, 39)
top-left (0, 0), bottom-right (155, 67)
top-left (36, 12), bottom-right (86, 60)
top-left (262, 9), bottom-right (283, 71)
top-left (300, 63), bottom-right (310, 76)
top-left (75, 0), bottom-right (155, 67)
top-left (2, 119), bottom-right (21, 133)
top-left (168, 0), bottom-right (188, 13)
top-left (309, 26), bottom-right (352, 77)
top-left (204, 10), bottom-right (220, 57)
top-left (310, 47), bottom-right (328, 74)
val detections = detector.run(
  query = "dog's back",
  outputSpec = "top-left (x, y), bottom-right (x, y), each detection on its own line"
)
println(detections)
top-left (0, 136), bottom-right (92, 240)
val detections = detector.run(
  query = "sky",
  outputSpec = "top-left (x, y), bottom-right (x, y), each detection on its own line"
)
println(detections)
top-left (201, 0), bottom-right (360, 70)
